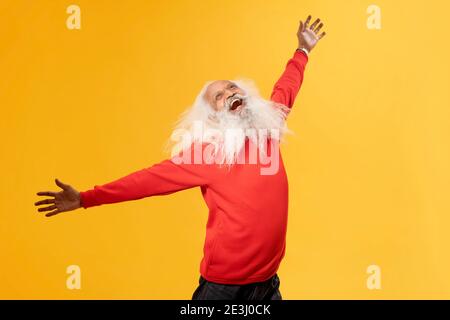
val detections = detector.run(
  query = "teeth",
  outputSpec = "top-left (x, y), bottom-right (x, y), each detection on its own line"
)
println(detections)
top-left (229, 98), bottom-right (241, 108)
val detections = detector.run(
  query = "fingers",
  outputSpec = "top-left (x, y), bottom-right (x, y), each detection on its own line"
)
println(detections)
top-left (38, 204), bottom-right (57, 212)
top-left (34, 198), bottom-right (55, 206)
top-left (310, 18), bottom-right (320, 31)
top-left (302, 15), bottom-right (326, 40)
top-left (299, 20), bottom-right (304, 33)
top-left (35, 182), bottom-right (67, 217)
top-left (304, 15), bottom-right (312, 29)
top-left (55, 178), bottom-right (70, 190)
top-left (314, 22), bottom-right (324, 34)
top-left (37, 191), bottom-right (57, 197)
top-left (46, 209), bottom-right (62, 217)
top-left (34, 200), bottom-right (63, 217)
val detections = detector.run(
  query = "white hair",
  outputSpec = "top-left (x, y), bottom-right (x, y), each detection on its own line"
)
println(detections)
top-left (165, 78), bottom-right (292, 165)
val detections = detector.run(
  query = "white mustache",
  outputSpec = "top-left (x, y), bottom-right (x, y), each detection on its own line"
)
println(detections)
top-left (224, 94), bottom-right (247, 110)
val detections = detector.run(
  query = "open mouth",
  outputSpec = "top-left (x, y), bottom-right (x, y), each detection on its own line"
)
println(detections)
top-left (228, 97), bottom-right (244, 112)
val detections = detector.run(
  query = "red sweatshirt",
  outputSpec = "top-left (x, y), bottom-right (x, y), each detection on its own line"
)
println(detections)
top-left (80, 50), bottom-right (308, 285)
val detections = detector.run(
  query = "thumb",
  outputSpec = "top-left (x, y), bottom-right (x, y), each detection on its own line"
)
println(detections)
top-left (55, 178), bottom-right (70, 190)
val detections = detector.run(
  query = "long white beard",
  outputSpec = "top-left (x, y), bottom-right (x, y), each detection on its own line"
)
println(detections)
top-left (167, 79), bottom-right (292, 165)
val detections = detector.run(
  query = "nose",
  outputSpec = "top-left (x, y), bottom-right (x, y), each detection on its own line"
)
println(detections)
top-left (226, 91), bottom-right (236, 100)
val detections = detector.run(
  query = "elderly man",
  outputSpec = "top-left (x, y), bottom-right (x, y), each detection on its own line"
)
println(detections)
top-left (35, 15), bottom-right (326, 300)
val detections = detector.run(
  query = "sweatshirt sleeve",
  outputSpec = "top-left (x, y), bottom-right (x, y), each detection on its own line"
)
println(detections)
top-left (79, 146), bottom-right (217, 209)
top-left (270, 50), bottom-right (308, 109)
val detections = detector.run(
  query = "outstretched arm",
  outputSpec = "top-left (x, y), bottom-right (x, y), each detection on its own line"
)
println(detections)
top-left (270, 15), bottom-right (326, 109)
top-left (35, 145), bottom-right (216, 216)
top-left (78, 157), bottom-right (213, 209)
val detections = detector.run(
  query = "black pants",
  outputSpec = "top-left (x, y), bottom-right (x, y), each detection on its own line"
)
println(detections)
top-left (191, 274), bottom-right (282, 300)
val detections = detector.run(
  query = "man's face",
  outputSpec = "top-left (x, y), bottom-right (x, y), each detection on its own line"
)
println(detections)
top-left (204, 80), bottom-right (247, 113)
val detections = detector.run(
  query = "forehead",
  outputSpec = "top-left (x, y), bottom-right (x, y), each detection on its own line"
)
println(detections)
top-left (205, 80), bottom-right (233, 99)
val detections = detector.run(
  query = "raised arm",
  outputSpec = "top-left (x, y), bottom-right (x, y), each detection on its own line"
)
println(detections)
top-left (270, 49), bottom-right (309, 108)
top-left (270, 15), bottom-right (326, 109)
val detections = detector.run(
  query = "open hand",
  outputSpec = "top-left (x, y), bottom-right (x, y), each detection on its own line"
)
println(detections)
top-left (297, 15), bottom-right (326, 53)
top-left (35, 179), bottom-right (81, 217)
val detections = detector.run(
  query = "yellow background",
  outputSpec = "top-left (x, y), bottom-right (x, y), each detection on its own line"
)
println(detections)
top-left (1, 0), bottom-right (449, 299)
